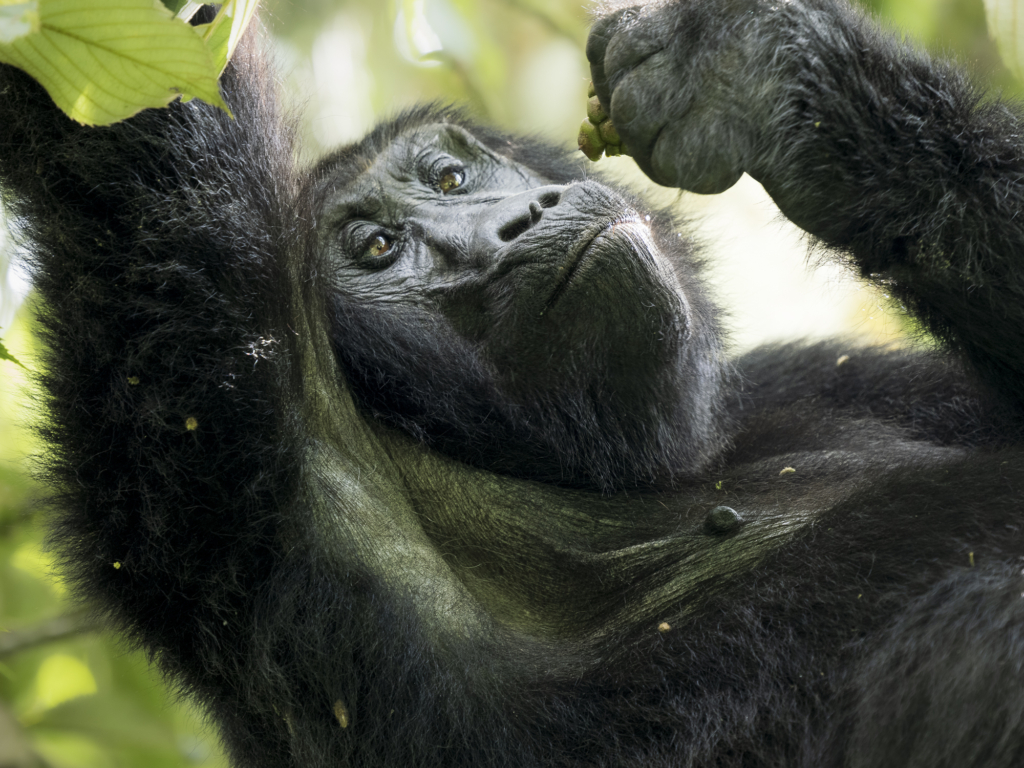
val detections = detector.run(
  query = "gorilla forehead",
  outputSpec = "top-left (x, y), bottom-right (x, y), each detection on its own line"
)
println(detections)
top-left (313, 104), bottom-right (585, 196)
top-left (339, 123), bottom-right (550, 199)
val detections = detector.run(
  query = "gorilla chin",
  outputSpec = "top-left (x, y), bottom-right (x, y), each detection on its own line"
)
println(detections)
top-left (543, 214), bottom-right (682, 318)
top-left (483, 192), bottom-right (694, 386)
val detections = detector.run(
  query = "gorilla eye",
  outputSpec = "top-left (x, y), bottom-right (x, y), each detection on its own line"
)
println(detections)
top-left (437, 169), bottom-right (464, 194)
top-left (363, 234), bottom-right (394, 266)
top-left (368, 235), bottom-right (392, 258)
top-left (341, 223), bottom-right (400, 270)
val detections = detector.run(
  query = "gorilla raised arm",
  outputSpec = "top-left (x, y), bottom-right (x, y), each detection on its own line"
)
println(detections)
top-left (3, 1), bottom-right (1024, 767)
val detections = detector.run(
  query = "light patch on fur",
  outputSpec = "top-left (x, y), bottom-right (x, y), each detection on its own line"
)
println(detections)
top-left (245, 335), bottom-right (278, 368)
top-left (333, 700), bottom-right (350, 728)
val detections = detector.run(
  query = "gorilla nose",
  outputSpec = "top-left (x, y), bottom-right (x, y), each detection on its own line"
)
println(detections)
top-left (497, 189), bottom-right (561, 241)
top-left (474, 186), bottom-right (563, 252)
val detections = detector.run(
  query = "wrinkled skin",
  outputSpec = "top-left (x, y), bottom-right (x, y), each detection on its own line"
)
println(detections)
top-left (2, 1), bottom-right (1024, 767)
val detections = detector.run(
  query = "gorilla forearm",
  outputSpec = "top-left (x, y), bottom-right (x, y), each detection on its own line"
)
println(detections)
top-left (730, 342), bottom-right (1021, 452)
top-left (0, 47), bottom-right (299, 672)
top-left (759, 3), bottom-right (1024, 407)
top-left (589, 0), bottom-right (1024, 409)
top-left (743, 2), bottom-right (1022, 252)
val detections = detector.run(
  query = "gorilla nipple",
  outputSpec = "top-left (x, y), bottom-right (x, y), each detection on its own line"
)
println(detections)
top-left (705, 506), bottom-right (743, 535)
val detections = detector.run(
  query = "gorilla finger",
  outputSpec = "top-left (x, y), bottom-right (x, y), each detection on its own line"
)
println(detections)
top-left (590, 62), bottom-right (611, 112)
top-left (607, 82), bottom-right (660, 165)
top-left (588, 8), bottom-right (635, 108)
top-left (602, 18), bottom-right (666, 86)
top-left (585, 7), bottom-right (633, 66)
top-left (589, 7), bottom-right (665, 118)
top-left (606, 52), bottom-right (677, 162)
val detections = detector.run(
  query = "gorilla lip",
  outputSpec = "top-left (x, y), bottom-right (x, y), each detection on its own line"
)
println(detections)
top-left (542, 216), bottom-right (643, 314)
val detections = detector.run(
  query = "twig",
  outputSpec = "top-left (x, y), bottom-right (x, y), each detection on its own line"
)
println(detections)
top-left (500, 0), bottom-right (584, 43)
top-left (0, 612), bottom-right (101, 659)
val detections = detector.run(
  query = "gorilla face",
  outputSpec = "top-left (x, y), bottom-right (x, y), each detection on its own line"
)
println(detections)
top-left (324, 123), bottom-right (689, 386)
top-left (320, 118), bottom-right (729, 490)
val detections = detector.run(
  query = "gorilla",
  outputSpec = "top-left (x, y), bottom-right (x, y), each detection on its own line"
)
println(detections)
top-left (1, 0), bottom-right (1024, 766)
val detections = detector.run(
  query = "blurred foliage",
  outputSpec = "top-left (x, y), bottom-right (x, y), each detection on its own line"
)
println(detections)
top-left (0, 334), bottom-right (22, 368)
top-left (266, 0), bottom-right (591, 154)
top-left (0, 0), bottom-right (1018, 765)
top-left (861, 0), bottom-right (1023, 98)
top-left (983, 0), bottom-right (1024, 81)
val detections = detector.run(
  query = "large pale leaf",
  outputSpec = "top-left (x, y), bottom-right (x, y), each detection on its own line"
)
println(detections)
top-left (0, 0), bottom-right (226, 125)
top-left (984, 0), bottom-right (1024, 81)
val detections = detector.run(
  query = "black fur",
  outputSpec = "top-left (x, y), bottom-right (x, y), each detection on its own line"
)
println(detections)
top-left (0, 0), bottom-right (1023, 766)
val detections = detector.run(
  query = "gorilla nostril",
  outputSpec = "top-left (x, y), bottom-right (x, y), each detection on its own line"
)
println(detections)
top-left (538, 191), bottom-right (560, 208)
top-left (498, 215), bottom-right (532, 242)
top-left (497, 190), bottom-right (560, 242)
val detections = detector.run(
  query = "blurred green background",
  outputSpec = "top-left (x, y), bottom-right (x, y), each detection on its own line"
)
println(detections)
top-left (0, 0), bottom-right (1019, 765)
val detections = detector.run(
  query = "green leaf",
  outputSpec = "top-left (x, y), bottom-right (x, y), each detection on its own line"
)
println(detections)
top-left (192, 0), bottom-right (258, 76)
top-left (0, 0), bottom-right (226, 126)
top-left (0, 337), bottom-right (25, 369)
top-left (159, 0), bottom-right (194, 16)
top-left (984, 0), bottom-right (1024, 81)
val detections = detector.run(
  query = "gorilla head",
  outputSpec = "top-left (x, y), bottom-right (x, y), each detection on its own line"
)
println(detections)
top-left (316, 107), bottom-right (729, 492)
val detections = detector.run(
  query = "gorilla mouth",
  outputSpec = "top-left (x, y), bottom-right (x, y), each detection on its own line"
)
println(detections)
top-left (542, 216), bottom-right (643, 314)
